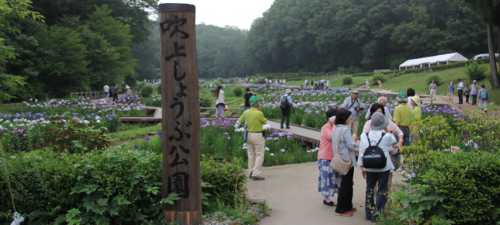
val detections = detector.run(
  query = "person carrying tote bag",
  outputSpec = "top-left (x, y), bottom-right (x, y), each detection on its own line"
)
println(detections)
top-left (331, 108), bottom-right (359, 217)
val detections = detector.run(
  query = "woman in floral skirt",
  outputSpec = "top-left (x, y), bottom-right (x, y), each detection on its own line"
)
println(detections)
top-left (317, 108), bottom-right (338, 206)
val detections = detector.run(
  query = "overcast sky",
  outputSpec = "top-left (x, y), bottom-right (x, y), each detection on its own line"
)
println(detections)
top-left (158, 0), bottom-right (275, 30)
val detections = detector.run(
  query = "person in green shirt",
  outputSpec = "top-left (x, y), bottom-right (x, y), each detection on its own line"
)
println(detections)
top-left (393, 97), bottom-right (413, 146)
top-left (239, 96), bottom-right (268, 181)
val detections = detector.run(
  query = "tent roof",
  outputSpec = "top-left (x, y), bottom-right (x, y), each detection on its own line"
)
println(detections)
top-left (399, 52), bottom-right (468, 68)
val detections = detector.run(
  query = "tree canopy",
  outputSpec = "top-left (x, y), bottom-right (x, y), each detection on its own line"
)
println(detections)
top-left (247, 0), bottom-right (488, 73)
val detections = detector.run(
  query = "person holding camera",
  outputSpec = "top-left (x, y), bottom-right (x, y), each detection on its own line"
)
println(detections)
top-left (341, 91), bottom-right (364, 136)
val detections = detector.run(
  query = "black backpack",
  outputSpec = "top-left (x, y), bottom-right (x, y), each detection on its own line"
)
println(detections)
top-left (362, 133), bottom-right (387, 169)
top-left (280, 95), bottom-right (291, 109)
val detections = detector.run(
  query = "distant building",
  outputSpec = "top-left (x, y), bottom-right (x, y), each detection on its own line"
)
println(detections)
top-left (473, 53), bottom-right (500, 61)
top-left (399, 52), bottom-right (468, 71)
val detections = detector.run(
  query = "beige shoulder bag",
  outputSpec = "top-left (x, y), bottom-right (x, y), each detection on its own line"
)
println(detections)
top-left (331, 131), bottom-right (352, 175)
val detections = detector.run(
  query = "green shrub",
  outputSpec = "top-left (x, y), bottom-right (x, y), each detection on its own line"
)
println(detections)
top-left (0, 145), bottom-right (247, 224)
top-left (386, 151), bottom-right (500, 225)
top-left (371, 74), bottom-right (386, 85)
top-left (412, 116), bottom-right (461, 151)
top-left (466, 62), bottom-right (486, 81)
top-left (342, 76), bottom-right (353, 85)
top-left (233, 87), bottom-right (243, 97)
top-left (1, 122), bottom-right (110, 153)
top-left (140, 86), bottom-right (154, 98)
top-left (426, 75), bottom-right (443, 86)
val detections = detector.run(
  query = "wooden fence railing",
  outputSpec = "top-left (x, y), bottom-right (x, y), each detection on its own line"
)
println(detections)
top-left (70, 91), bottom-right (105, 99)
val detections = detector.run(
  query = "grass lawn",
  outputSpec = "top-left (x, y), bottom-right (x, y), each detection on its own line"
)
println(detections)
top-left (382, 63), bottom-right (500, 105)
top-left (287, 74), bottom-right (367, 88)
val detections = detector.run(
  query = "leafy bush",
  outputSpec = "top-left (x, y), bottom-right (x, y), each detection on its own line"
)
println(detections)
top-left (1, 122), bottom-right (110, 153)
top-left (233, 87), bottom-right (243, 97)
top-left (466, 62), bottom-right (486, 81)
top-left (411, 116), bottom-right (461, 151)
top-left (342, 76), bottom-right (353, 85)
top-left (200, 93), bottom-right (214, 108)
top-left (371, 74), bottom-right (386, 85)
top-left (0, 146), bottom-right (247, 224)
top-left (384, 151), bottom-right (500, 225)
top-left (426, 75), bottom-right (443, 86)
top-left (140, 86), bottom-right (154, 98)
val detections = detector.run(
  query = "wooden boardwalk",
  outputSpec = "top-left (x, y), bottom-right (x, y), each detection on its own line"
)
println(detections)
top-left (267, 121), bottom-right (320, 144)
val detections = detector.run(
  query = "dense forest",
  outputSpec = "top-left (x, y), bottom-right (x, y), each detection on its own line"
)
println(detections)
top-left (1, 0), bottom-right (499, 100)
top-left (247, 0), bottom-right (490, 73)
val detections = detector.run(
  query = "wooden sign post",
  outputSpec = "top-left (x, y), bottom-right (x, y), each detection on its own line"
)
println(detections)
top-left (159, 3), bottom-right (201, 225)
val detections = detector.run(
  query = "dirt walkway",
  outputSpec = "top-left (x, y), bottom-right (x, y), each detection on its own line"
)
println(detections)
top-left (247, 163), bottom-right (374, 225)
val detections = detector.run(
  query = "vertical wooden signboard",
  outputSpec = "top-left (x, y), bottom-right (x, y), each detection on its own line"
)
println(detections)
top-left (159, 3), bottom-right (201, 225)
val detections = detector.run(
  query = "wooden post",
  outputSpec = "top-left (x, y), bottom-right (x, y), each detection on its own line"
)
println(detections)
top-left (159, 3), bottom-right (202, 225)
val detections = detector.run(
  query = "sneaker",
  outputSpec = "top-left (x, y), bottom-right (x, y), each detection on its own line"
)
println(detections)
top-left (250, 175), bottom-right (265, 181)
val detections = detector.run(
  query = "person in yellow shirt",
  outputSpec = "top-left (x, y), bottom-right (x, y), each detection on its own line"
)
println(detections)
top-left (393, 97), bottom-right (413, 146)
top-left (410, 96), bottom-right (422, 122)
top-left (239, 95), bottom-right (268, 180)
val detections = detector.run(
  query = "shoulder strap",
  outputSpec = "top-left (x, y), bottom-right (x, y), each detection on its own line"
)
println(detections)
top-left (366, 133), bottom-right (371, 147)
top-left (375, 132), bottom-right (386, 147)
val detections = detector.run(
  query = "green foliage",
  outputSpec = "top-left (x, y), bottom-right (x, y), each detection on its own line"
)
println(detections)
top-left (387, 151), bottom-right (500, 225)
top-left (247, 0), bottom-right (486, 72)
top-left (201, 156), bottom-right (247, 208)
top-left (35, 24), bottom-right (89, 97)
top-left (200, 126), bottom-right (316, 167)
top-left (371, 74), bottom-right (386, 85)
top-left (466, 61), bottom-right (487, 81)
top-left (412, 116), bottom-right (460, 151)
top-left (140, 85), bottom-right (154, 98)
top-left (197, 24), bottom-right (251, 78)
top-left (426, 75), bottom-right (443, 86)
top-left (1, 121), bottom-right (110, 153)
top-left (0, 144), bottom-right (248, 224)
top-left (233, 87), bottom-right (244, 97)
top-left (342, 76), bottom-right (353, 85)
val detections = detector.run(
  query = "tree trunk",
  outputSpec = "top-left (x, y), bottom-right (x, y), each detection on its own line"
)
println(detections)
top-left (487, 23), bottom-right (499, 88)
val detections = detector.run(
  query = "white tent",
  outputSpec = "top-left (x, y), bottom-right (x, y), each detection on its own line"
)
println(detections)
top-left (399, 52), bottom-right (468, 70)
top-left (473, 53), bottom-right (500, 60)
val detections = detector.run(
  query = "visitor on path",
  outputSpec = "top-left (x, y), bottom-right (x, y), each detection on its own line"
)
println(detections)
top-left (332, 108), bottom-right (359, 217)
top-left (429, 80), bottom-right (437, 104)
top-left (464, 82), bottom-right (470, 104)
top-left (125, 84), bottom-right (132, 96)
top-left (478, 84), bottom-right (489, 112)
top-left (111, 85), bottom-right (119, 103)
top-left (457, 79), bottom-right (464, 104)
top-left (358, 112), bottom-right (398, 222)
top-left (448, 81), bottom-right (455, 102)
top-left (393, 97), bottom-right (412, 146)
top-left (365, 96), bottom-right (392, 121)
top-left (215, 86), bottom-right (225, 119)
top-left (239, 96), bottom-right (268, 181)
top-left (103, 84), bottom-right (110, 98)
top-left (280, 89), bottom-right (294, 129)
top-left (243, 88), bottom-right (254, 109)
top-left (470, 80), bottom-right (478, 105)
top-left (340, 91), bottom-right (364, 136)
top-left (363, 103), bottom-right (404, 169)
top-left (318, 108), bottom-right (338, 207)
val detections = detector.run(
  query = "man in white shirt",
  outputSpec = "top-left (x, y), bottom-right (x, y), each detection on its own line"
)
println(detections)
top-left (103, 84), bottom-right (110, 98)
